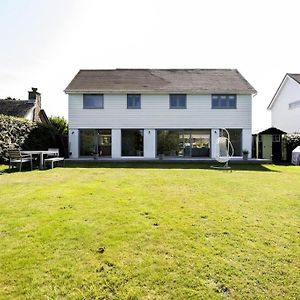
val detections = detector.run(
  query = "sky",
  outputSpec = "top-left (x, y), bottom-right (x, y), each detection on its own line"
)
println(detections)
top-left (1, 0), bottom-right (300, 131)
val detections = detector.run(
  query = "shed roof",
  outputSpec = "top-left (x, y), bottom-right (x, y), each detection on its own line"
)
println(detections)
top-left (0, 100), bottom-right (34, 118)
top-left (257, 127), bottom-right (286, 135)
top-left (65, 69), bottom-right (256, 94)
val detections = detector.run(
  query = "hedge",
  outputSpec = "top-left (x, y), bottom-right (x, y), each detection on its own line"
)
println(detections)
top-left (0, 114), bottom-right (35, 161)
top-left (0, 114), bottom-right (67, 162)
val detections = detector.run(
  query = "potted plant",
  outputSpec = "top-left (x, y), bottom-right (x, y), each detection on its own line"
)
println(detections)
top-left (242, 150), bottom-right (249, 160)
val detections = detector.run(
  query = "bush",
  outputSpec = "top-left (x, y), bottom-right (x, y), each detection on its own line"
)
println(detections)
top-left (0, 114), bottom-right (35, 161)
top-left (49, 116), bottom-right (68, 135)
top-left (22, 123), bottom-right (60, 151)
top-left (285, 133), bottom-right (300, 162)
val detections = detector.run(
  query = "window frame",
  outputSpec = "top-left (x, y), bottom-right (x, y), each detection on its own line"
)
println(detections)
top-left (127, 94), bottom-right (141, 109)
top-left (169, 94), bottom-right (187, 109)
top-left (211, 94), bottom-right (237, 109)
top-left (83, 94), bottom-right (104, 109)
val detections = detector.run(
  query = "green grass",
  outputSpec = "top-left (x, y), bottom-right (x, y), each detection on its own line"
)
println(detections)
top-left (0, 162), bottom-right (299, 299)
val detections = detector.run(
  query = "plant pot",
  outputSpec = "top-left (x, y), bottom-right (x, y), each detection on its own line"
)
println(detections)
top-left (243, 153), bottom-right (248, 160)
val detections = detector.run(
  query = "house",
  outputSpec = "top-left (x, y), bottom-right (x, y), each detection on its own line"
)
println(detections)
top-left (268, 73), bottom-right (300, 133)
top-left (65, 69), bottom-right (256, 160)
top-left (0, 88), bottom-right (49, 124)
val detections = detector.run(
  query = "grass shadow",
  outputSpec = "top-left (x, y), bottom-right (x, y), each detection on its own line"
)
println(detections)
top-left (64, 161), bottom-right (278, 172)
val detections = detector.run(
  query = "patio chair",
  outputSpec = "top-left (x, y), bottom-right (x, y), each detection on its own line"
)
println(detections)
top-left (44, 148), bottom-right (65, 169)
top-left (8, 149), bottom-right (33, 171)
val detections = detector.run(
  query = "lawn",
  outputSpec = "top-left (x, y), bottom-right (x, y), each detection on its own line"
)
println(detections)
top-left (0, 162), bottom-right (299, 299)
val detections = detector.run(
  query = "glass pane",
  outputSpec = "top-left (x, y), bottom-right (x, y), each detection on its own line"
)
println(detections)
top-left (220, 129), bottom-right (242, 156)
top-left (157, 130), bottom-right (181, 156)
top-left (80, 129), bottom-right (111, 157)
top-left (191, 130), bottom-right (210, 157)
top-left (83, 95), bottom-right (103, 108)
top-left (127, 94), bottom-right (141, 108)
top-left (179, 98), bottom-right (186, 108)
top-left (79, 129), bottom-right (96, 156)
top-left (97, 129), bottom-right (111, 156)
top-left (122, 129), bottom-right (144, 156)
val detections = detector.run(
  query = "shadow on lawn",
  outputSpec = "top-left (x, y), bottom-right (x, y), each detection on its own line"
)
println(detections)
top-left (64, 161), bottom-right (278, 172)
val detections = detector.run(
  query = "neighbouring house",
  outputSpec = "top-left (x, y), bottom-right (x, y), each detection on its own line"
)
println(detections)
top-left (268, 73), bottom-right (300, 133)
top-left (65, 69), bottom-right (256, 160)
top-left (0, 88), bottom-right (49, 124)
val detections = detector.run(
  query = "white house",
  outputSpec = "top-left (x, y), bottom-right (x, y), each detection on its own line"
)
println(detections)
top-left (268, 73), bottom-right (300, 133)
top-left (65, 69), bottom-right (256, 160)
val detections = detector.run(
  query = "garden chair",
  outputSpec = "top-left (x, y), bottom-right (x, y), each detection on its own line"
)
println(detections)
top-left (44, 148), bottom-right (65, 169)
top-left (8, 149), bottom-right (33, 171)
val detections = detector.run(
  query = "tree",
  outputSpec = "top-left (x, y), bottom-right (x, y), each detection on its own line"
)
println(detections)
top-left (49, 116), bottom-right (68, 135)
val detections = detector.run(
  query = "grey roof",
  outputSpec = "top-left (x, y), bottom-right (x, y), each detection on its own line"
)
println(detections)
top-left (65, 69), bottom-right (256, 94)
top-left (288, 73), bottom-right (300, 84)
top-left (0, 99), bottom-right (34, 118)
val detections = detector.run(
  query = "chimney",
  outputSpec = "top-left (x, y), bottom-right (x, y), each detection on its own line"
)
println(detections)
top-left (28, 87), bottom-right (40, 102)
top-left (28, 87), bottom-right (42, 122)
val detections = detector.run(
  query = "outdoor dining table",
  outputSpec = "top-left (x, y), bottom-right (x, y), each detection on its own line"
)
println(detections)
top-left (21, 150), bottom-right (58, 169)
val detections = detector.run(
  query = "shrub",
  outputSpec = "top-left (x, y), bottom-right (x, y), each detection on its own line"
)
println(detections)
top-left (49, 116), bottom-right (68, 135)
top-left (285, 133), bottom-right (300, 162)
top-left (0, 114), bottom-right (35, 161)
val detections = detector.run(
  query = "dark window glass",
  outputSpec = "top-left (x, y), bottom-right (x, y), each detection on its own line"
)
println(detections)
top-left (157, 129), bottom-right (210, 157)
top-left (169, 94), bottom-right (186, 109)
top-left (121, 129), bottom-right (144, 156)
top-left (83, 94), bottom-right (104, 109)
top-left (127, 94), bottom-right (141, 109)
top-left (211, 95), bottom-right (236, 109)
top-left (79, 129), bottom-right (111, 157)
top-left (220, 129), bottom-right (242, 156)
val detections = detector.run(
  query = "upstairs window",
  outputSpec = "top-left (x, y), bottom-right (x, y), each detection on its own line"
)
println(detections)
top-left (127, 94), bottom-right (141, 109)
top-left (170, 94), bottom-right (187, 109)
top-left (83, 94), bottom-right (104, 109)
top-left (212, 95), bottom-right (236, 109)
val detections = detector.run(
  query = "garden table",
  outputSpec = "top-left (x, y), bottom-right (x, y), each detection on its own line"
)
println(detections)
top-left (21, 150), bottom-right (58, 169)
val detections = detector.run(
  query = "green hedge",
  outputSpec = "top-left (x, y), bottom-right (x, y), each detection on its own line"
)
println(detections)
top-left (285, 133), bottom-right (300, 162)
top-left (0, 114), bottom-right (66, 162)
top-left (0, 114), bottom-right (35, 161)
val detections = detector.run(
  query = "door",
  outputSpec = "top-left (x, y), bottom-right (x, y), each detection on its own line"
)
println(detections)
top-left (262, 135), bottom-right (272, 159)
top-left (272, 134), bottom-right (282, 162)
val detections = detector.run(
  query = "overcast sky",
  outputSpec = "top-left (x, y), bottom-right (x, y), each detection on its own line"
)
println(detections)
top-left (1, 0), bottom-right (300, 131)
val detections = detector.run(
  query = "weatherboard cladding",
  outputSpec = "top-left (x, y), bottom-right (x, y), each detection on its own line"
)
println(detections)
top-left (65, 69), bottom-right (256, 94)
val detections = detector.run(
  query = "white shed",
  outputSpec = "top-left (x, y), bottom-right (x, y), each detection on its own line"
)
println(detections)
top-left (291, 146), bottom-right (300, 165)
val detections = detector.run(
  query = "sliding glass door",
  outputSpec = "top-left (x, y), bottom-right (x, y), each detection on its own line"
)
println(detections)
top-left (121, 129), bottom-right (144, 156)
top-left (79, 129), bottom-right (111, 157)
top-left (157, 129), bottom-right (210, 157)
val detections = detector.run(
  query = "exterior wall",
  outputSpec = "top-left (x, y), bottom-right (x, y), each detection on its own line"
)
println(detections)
top-left (271, 76), bottom-right (300, 133)
top-left (144, 129), bottom-right (156, 158)
top-left (68, 94), bottom-right (252, 129)
top-left (69, 129), bottom-right (79, 158)
top-left (242, 128), bottom-right (252, 158)
top-left (68, 93), bottom-right (253, 159)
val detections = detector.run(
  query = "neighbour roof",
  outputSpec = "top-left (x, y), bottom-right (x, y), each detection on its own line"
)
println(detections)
top-left (65, 69), bottom-right (256, 94)
top-left (0, 99), bottom-right (34, 118)
top-left (288, 73), bottom-right (300, 84)
top-left (268, 73), bottom-right (300, 109)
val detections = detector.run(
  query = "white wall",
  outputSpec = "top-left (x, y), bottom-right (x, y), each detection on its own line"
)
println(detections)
top-left (271, 76), bottom-right (300, 133)
top-left (144, 129), bottom-right (156, 158)
top-left (242, 128), bottom-right (252, 157)
top-left (68, 94), bottom-right (252, 129)
top-left (111, 129), bottom-right (121, 158)
top-left (68, 129), bottom-right (79, 158)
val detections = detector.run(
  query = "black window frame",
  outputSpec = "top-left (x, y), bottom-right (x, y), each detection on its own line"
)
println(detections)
top-left (83, 94), bottom-right (104, 109)
top-left (127, 94), bottom-right (141, 109)
top-left (211, 94), bottom-right (237, 109)
top-left (169, 94), bottom-right (187, 109)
